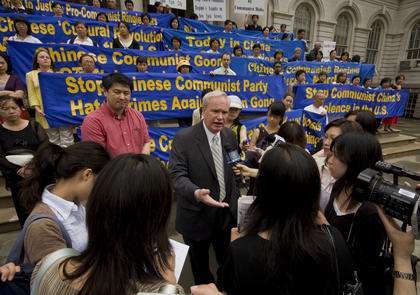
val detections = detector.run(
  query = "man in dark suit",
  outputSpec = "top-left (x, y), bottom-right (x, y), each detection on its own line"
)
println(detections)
top-left (169, 90), bottom-right (240, 285)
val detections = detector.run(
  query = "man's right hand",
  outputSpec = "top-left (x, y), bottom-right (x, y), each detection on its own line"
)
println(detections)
top-left (195, 189), bottom-right (229, 208)
top-left (0, 262), bottom-right (20, 282)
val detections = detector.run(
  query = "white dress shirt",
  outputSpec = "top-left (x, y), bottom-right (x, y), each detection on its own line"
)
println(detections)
top-left (67, 36), bottom-right (95, 46)
top-left (42, 185), bottom-right (88, 252)
top-left (203, 121), bottom-right (221, 147)
top-left (304, 104), bottom-right (329, 123)
top-left (8, 35), bottom-right (42, 44)
top-left (212, 66), bottom-right (236, 76)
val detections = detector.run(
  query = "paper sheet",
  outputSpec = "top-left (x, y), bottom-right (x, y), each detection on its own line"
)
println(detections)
top-left (170, 239), bottom-right (189, 282)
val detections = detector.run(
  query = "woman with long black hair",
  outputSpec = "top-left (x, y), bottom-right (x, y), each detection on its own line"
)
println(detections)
top-left (32, 154), bottom-right (183, 294)
top-left (218, 144), bottom-right (354, 294)
top-left (326, 132), bottom-right (386, 294)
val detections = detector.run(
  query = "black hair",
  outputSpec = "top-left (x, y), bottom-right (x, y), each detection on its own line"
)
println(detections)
top-left (13, 17), bottom-right (32, 35)
top-left (189, 13), bottom-right (198, 20)
top-left (340, 51), bottom-right (349, 59)
top-left (319, 71), bottom-right (327, 78)
top-left (380, 77), bottom-right (392, 87)
top-left (325, 118), bottom-right (363, 134)
top-left (273, 61), bottom-right (282, 68)
top-left (79, 53), bottom-right (95, 65)
top-left (274, 50), bottom-right (283, 59)
top-left (305, 52), bottom-right (315, 62)
top-left (224, 19), bottom-right (233, 26)
top-left (281, 33), bottom-right (289, 40)
top-left (297, 29), bottom-right (305, 34)
top-left (267, 101), bottom-right (286, 117)
top-left (62, 154), bottom-right (173, 295)
top-left (355, 110), bottom-right (377, 135)
top-left (0, 95), bottom-right (24, 109)
top-left (336, 72), bottom-right (347, 83)
top-left (233, 45), bottom-right (243, 56)
top-left (278, 121), bottom-right (306, 148)
top-left (170, 17), bottom-right (179, 29)
top-left (209, 38), bottom-right (220, 47)
top-left (142, 13), bottom-right (150, 22)
top-left (351, 55), bottom-right (360, 63)
top-left (124, 0), bottom-right (133, 6)
top-left (331, 132), bottom-right (383, 205)
top-left (263, 26), bottom-right (270, 32)
top-left (75, 20), bottom-right (87, 28)
top-left (118, 21), bottom-right (130, 31)
top-left (245, 145), bottom-right (333, 282)
top-left (171, 36), bottom-right (181, 46)
top-left (20, 142), bottom-right (110, 212)
top-left (315, 50), bottom-right (323, 58)
top-left (395, 74), bottom-right (405, 81)
top-left (363, 78), bottom-right (371, 87)
top-left (136, 56), bottom-right (147, 65)
top-left (96, 12), bottom-right (108, 22)
top-left (280, 24), bottom-right (286, 29)
top-left (351, 75), bottom-right (361, 83)
top-left (252, 43), bottom-right (261, 50)
top-left (154, 1), bottom-right (162, 7)
top-left (0, 52), bottom-right (12, 75)
top-left (102, 72), bottom-right (133, 91)
top-left (251, 15), bottom-right (259, 19)
top-left (329, 49), bottom-right (336, 56)
top-left (51, 2), bottom-right (61, 9)
top-left (295, 69), bottom-right (306, 78)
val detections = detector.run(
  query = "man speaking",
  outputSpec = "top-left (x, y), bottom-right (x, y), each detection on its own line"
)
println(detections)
top-left (169, 90), bottom-right (240, 284)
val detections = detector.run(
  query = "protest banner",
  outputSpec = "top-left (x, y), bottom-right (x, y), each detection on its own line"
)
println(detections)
top-left (294, 84), bottom-right (410, 118)
top-left (162, 28), bottom-right (305, 59)
top-left (0, 13), bottom-right (164, 52)
top-left (283, 61), bottom-right (375, 84)
top-left (38, 72), bottom-right (286, 127)
top-left (0, 0), bottom-right (173, 25)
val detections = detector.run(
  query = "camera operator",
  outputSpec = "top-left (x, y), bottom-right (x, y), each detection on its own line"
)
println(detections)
top-left (325, 132), bottom-right (386, 294)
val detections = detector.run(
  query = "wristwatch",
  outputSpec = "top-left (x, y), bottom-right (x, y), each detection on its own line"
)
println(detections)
top-left (392, 270), bottom-right (416, 281)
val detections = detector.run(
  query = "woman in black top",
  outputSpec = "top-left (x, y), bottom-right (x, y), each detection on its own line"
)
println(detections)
top-left (218, 144), bottom-right (355, 295)
top-left (325, 132), bottom-right (386, 294)
top-left (0, 95), bottom-right (48, 226)
top-left (112, 22), bottom-right (139, 50)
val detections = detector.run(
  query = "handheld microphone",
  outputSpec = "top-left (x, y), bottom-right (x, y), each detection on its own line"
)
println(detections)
top-left (224, 144), bottom-right (248, 188)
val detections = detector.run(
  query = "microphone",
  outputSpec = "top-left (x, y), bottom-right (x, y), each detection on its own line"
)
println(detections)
top-left (224, 144), bottom-right (248, 188)
top-left (375, 161), bottom-right (420, 181)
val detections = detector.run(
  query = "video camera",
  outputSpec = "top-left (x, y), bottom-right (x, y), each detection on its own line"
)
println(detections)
top-left (354, 161), bottom-right (420, 239)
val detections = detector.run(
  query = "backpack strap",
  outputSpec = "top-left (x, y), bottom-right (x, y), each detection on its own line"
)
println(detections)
top-left (69, 36), bottom-right (76, 44)
top-left (7, 213), bottom-right (73, 273)
top-left (30, 248), bottom-right (79, 295)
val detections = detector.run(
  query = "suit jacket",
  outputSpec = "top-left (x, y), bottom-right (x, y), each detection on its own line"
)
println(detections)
top-left (169, 121), bottom-right (240, 241)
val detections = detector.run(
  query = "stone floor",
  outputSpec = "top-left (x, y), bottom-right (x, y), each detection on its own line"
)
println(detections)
top-left (0, 118), bottom-right (419, 292)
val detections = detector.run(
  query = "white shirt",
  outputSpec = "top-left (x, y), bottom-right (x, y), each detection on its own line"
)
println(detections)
top-left (67, 36), bottom-right (95, 46)
top-left (42, 185), bottom-right (88, 253)
top-left (313, 155), bottom-right (335, 210)
top-left (206, 49), bottom-right (220, 54)
top-left (304, 104), bottom-right (327, 115)
top-left (212, 66), bottom-right (236, 76)
top-left (8, 35), bottom-right (42, 44)
top-left (203, 121), bottom-right (221, 147)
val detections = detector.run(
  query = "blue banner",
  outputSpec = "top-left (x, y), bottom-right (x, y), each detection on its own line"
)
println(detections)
top-left (294, 84), bottom-right (409, 118)
top-left (38, 72), bottom-right (286, 127)
top-left (162, 28), bottom-right (305, 59)
top-left (149, 108), bottom-right (319, 163)
top-left (7, 42), bottom-right (279, 80)
top-left (0, 0), bottom-right (173, 26)
top-left (0, 13), bottom-right (164, 52)
top-left (302, 110), bottom-right (326, 152)
top-left (283, 61), bottom-right (375, 84)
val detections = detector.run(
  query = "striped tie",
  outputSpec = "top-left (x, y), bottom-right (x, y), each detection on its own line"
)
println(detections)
top-left (211, 135), bottom-right (226, 201)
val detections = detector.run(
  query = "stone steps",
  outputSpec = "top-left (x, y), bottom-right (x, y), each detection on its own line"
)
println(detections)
top-left (378, 134), bottom-right (418, 148)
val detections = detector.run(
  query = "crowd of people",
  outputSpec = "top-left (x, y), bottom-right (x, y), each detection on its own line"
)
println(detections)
top-left (0, 0), bottom-right (417, 295)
